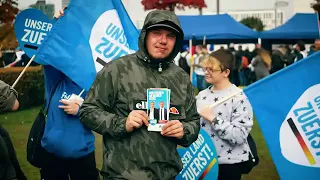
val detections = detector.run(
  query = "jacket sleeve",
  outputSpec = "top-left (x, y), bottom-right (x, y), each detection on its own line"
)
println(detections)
top-left (0, 80), bottom-right (18, 113)
top-left (79, 64), bottom-right (129, 138)
top-left (212, 93), bottom-right (253, 146)
top-left (175, 82), bottom-right (200, 147)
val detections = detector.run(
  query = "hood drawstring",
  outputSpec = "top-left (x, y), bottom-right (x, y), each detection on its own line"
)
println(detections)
top-left (158, 63), bottom-right (162, 72)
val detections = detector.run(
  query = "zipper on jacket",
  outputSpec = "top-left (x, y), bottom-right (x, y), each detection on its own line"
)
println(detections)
top-left (158, 63), bottom-right (162, 72)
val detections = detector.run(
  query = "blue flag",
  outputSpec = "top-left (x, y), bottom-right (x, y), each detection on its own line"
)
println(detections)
top-left (176, 129), bottom-right (219, 180)
top-left (35, 0), bottom-right (139, 90)
top-left (192, 71), bottom-right (198, 88)
top-left (14, 9), bottom-right (53, 58)
top-left (244, 52), bottom-right (320, 179)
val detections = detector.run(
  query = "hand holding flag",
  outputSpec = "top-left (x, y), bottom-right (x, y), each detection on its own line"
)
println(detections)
top-left (199, 106), bottom-right (215, 123)
top-left (58, 99), bottom-right (80, 115)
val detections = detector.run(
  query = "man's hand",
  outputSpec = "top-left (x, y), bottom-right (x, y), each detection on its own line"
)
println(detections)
top-left (126, 110), bottom-right (149, 132)
top-left (58, 99), bottom-right (79, 115)
top-left (161, 120), bottom-right (184, 139)
top-left (199, 106), bottom-right (215, 123)
top-left (12, 100), bottom-right (19, 111)
top-left (53, 8), bottom-right (65, 19)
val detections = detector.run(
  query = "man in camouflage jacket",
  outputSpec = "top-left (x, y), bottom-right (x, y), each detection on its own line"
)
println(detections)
top-left (80, 10), bottom-right (200, 180)
top-left (0, 80), bottom-right (27, 180)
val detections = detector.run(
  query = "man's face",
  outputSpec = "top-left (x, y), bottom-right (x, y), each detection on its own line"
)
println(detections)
top-left (146, 28), bottom-right (176, 59)
top-left (150, 102), bottom-right (154, 109)
top-left (160, 102), bottom-right (164, 108)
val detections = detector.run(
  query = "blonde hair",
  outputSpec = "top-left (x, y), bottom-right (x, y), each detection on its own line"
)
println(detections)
top-left (258, 49), bottom-right (272, 70)
top-left (200, 55), bottom-right (223, 70)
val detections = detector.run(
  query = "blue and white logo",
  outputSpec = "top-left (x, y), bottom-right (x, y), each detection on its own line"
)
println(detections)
top-left (176, 129), bottom-right (219, 180)
top-left (14, 9), bottom-right (53, 57)
top-left (89, 10), bottom-right (135, 72)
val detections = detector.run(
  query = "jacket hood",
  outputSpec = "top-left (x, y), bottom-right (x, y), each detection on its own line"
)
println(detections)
top-left (136, 10), bottom-right (184, 70)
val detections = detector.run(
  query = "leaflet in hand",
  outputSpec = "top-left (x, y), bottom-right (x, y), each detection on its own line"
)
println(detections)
top-left (147, 88), bottom-right (171, 132)
top-left (69, 94), bottom-right (84, 106)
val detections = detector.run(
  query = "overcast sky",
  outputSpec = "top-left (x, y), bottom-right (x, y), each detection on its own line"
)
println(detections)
top-left (18, 0), bottom-right (279, 12)
top-left (18, 0), bottom-right (317, 11)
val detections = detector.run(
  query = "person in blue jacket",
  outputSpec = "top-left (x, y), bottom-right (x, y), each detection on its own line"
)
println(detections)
top-left (39, 9), bottom-right (98, 180)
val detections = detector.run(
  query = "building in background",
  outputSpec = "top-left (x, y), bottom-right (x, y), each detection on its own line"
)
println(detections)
top-left (126, 0), bottom-right (315, 31)
top-left (135, 9), bottom-right (285, 30)
top-left (29, 0), bottom-right (55, 19)
top-left (226, 10), bottom-right (285, 30)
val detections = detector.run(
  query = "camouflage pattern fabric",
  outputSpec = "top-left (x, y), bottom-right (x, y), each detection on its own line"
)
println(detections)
top-left (0, 80), bottom-right (18, 113)
top-left (80, 10), bottom-right (200, 180)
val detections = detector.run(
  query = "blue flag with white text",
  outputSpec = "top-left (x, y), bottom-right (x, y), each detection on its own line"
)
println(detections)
top-left (14, 9), bottom-right (53, 58)
top-left (35, 0), bottom-right (139, 90)
top-left (244, 52), bottom-right (320, 179)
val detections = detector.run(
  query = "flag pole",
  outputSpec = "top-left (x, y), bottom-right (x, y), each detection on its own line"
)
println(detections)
top-left (189, 38), bottom-right (193, 82)
top-left (78, 89), bottom-right (85, 96)
top-left (12, 55), bottom-right (35, 88)
top-left (208, 90), bottom-right (243, 108)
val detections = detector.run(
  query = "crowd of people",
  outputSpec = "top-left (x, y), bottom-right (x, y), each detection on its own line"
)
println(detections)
top-left (0, 7), bottom-right (318, 180)
top-left (175, 40), bottom-right (318, 91)
top-left (0, 48), bottom-right (37, 68)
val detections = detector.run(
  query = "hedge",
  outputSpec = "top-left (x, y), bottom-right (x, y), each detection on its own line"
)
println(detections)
top-left (0, 66), bottom-right (45, 110)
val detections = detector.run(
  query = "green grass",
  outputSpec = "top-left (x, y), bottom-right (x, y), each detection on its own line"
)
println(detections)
top-left (0, 107), bottom-right (279, 180)
top-left (242, 121), bottom-right (279, 180)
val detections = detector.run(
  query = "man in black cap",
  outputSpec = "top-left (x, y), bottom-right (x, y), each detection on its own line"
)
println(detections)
top-left (80, 10), bottom-right (200, 180)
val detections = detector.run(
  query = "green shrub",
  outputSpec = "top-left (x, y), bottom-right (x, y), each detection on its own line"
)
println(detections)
top-left (0, 66), bottom-right (45, 110)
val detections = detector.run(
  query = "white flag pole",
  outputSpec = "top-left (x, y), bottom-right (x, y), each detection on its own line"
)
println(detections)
top-left (78, 89), bottom-right (85, 96)
top-left (189, 38), bottom-right (193, 82)
top-left (12, 55), bottom-right (35, 89)
top-left (208, 90), bottom-right (243, 108)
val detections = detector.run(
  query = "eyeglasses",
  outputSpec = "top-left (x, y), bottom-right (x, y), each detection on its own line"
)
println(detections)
top-left (202, 67), bottom-right (222, 73)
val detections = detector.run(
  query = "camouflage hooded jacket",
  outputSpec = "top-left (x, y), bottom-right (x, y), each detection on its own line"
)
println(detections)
top-left (0, 80), bottom-right (18, 113)
top-left (80, 10), bottom-right (200, 180)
